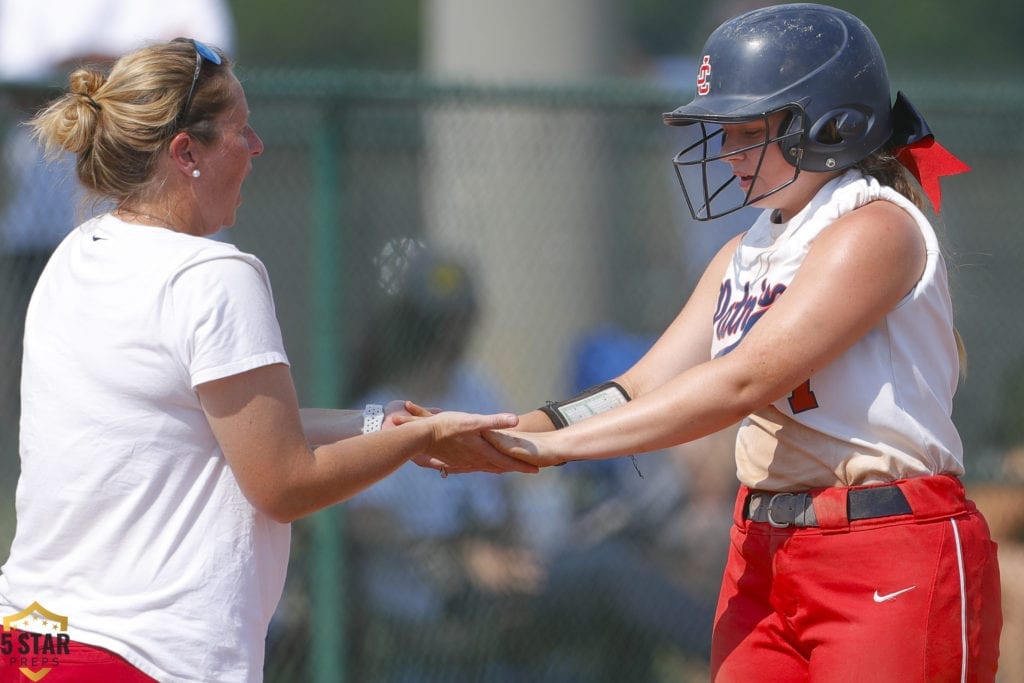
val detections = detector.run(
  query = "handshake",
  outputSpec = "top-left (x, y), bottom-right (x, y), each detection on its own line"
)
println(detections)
top-left (380, 399), bottom-right (563, 476)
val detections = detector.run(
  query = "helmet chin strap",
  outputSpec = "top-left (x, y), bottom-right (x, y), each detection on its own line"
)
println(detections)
top-left (890, 92), bottom-right (970, 214)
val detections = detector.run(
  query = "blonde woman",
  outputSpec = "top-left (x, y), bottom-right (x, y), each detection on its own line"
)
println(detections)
top-left (0, 39), bottom-right (532, 682)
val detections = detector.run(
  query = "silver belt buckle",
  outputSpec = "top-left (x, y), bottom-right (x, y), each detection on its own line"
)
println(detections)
top-left (767, 492), bottom-right (796, 528)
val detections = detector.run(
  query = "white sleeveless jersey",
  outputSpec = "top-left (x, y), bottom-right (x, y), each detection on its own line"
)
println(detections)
top-left (711, 171), bottom-right (964, 490)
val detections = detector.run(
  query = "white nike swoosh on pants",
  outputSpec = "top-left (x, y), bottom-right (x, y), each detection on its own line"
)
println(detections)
top-left (872, 586), bottom-right (916, 602)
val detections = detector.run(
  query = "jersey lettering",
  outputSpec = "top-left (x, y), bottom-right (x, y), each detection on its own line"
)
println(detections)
top-left (713, 277), bottom-right (819, 413)
top-left (713, 278), bottom-right (787, 352)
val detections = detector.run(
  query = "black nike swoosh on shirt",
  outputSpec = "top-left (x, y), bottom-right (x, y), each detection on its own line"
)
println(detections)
top-left (92, 235), bottom-right (106, 241)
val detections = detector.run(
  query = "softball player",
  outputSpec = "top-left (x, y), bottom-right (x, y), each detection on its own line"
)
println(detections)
top-left (484, 4), bottom-right (1002, 680)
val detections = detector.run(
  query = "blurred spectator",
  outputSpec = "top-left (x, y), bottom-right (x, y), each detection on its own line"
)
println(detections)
top-left (0, 0), bottom-right (235, 484)
top-left (506, 322), bottom-right (735, 681)
top-left (343, 238), bottom-right (572, 681)
top-left (340, 249), bottom-right (738, 680)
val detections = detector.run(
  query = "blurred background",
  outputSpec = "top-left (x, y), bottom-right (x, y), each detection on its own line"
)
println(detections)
top-left (1, 1), bottom-right (1023, 681)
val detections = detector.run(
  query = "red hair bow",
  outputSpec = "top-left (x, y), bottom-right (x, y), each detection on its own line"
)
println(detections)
top-left (890, 92), bottom-right (970, 214)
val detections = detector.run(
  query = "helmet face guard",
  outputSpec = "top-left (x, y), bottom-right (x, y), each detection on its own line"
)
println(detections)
top-left (671, 106), bottom-right (806, 221)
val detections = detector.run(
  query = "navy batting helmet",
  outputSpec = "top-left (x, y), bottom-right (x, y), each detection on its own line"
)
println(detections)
top-left (664, 4), bottom-right (894, 220)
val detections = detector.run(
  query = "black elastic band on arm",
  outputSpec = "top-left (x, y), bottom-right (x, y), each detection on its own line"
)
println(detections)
top-left (539, 402), bottom-right (569, 429)
top-left (537, 380), bottom-right (631, 430)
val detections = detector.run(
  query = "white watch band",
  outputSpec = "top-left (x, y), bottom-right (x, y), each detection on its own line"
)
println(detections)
top-left (361, 404), bottom-right (385, 434)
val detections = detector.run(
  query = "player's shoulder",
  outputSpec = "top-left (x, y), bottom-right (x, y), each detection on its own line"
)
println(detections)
top-left (847, 196), bottom-right (916, 223)
top-left (828, 198), bottom-right (922, 251)
top-left (810, 198), bottom-right (926, 293)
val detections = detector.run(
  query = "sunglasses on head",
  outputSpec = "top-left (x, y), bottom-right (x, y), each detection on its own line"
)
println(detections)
top-left (173, 38), bottom-right (223, 130)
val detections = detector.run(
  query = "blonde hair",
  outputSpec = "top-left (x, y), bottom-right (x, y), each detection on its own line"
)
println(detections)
top-left (28, 40), bottom-right (234, 205)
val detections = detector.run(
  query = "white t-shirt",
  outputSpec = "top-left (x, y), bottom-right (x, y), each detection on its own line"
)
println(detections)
top-left (0, 214), bottom-right (291, 682)
top-left (711, 171), bottom-right (964, 490)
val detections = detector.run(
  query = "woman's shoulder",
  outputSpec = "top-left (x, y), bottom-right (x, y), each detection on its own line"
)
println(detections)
top-left (173, 243), bottom-right (271, 292)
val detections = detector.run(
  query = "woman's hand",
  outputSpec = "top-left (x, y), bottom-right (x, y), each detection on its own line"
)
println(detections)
top-left (398, 401), bottom-right (539, 475)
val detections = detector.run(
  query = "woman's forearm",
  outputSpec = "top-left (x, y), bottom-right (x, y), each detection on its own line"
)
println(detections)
top-left (299, 407), bottom-right (365, 446)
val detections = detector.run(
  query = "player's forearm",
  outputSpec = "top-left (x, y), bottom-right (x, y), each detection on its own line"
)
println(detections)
top-left (517, 372), bottom-right (637, 434)
top-left (516, 408), bottom-right (559, 432)
top-left (553, 359), bottom-right (768, 461)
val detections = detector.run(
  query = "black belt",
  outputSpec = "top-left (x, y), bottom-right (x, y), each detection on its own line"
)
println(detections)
top-left (745, 485), bottom-right (912, 528)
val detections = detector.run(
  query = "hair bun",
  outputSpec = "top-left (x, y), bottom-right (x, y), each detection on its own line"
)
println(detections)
top-left (68, 68), bottom-right (106, 99)
top-left (43, 68), bottom-right (109, 156)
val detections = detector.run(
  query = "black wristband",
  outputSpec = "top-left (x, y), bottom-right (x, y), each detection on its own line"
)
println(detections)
top-left (537, 381), bottom-right (630, 430)
top-left (539, 402), bottom-right (569, 429)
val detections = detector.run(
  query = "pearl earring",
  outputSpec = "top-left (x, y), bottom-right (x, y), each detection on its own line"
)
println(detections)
top-left (191, 169), bottom-right (201, 178)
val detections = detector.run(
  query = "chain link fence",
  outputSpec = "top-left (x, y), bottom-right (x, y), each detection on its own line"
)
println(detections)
top-left (1, 70), bottom-right (1022, 682)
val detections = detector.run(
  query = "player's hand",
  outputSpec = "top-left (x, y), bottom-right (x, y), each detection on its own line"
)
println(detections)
top-left (400, 403), bottom-right (539, 475)
top-left (481, 429), bottom-right (567, 469)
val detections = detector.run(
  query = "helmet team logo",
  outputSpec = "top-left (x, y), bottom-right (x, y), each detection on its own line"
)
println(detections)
top-left (2, 601), bottom-right (71, 681)
top-left (696, 55), bottom-right (712, 95)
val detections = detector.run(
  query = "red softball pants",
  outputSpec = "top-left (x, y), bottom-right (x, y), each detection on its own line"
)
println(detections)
top-left (712, 474), bottom-right (1002, 682)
